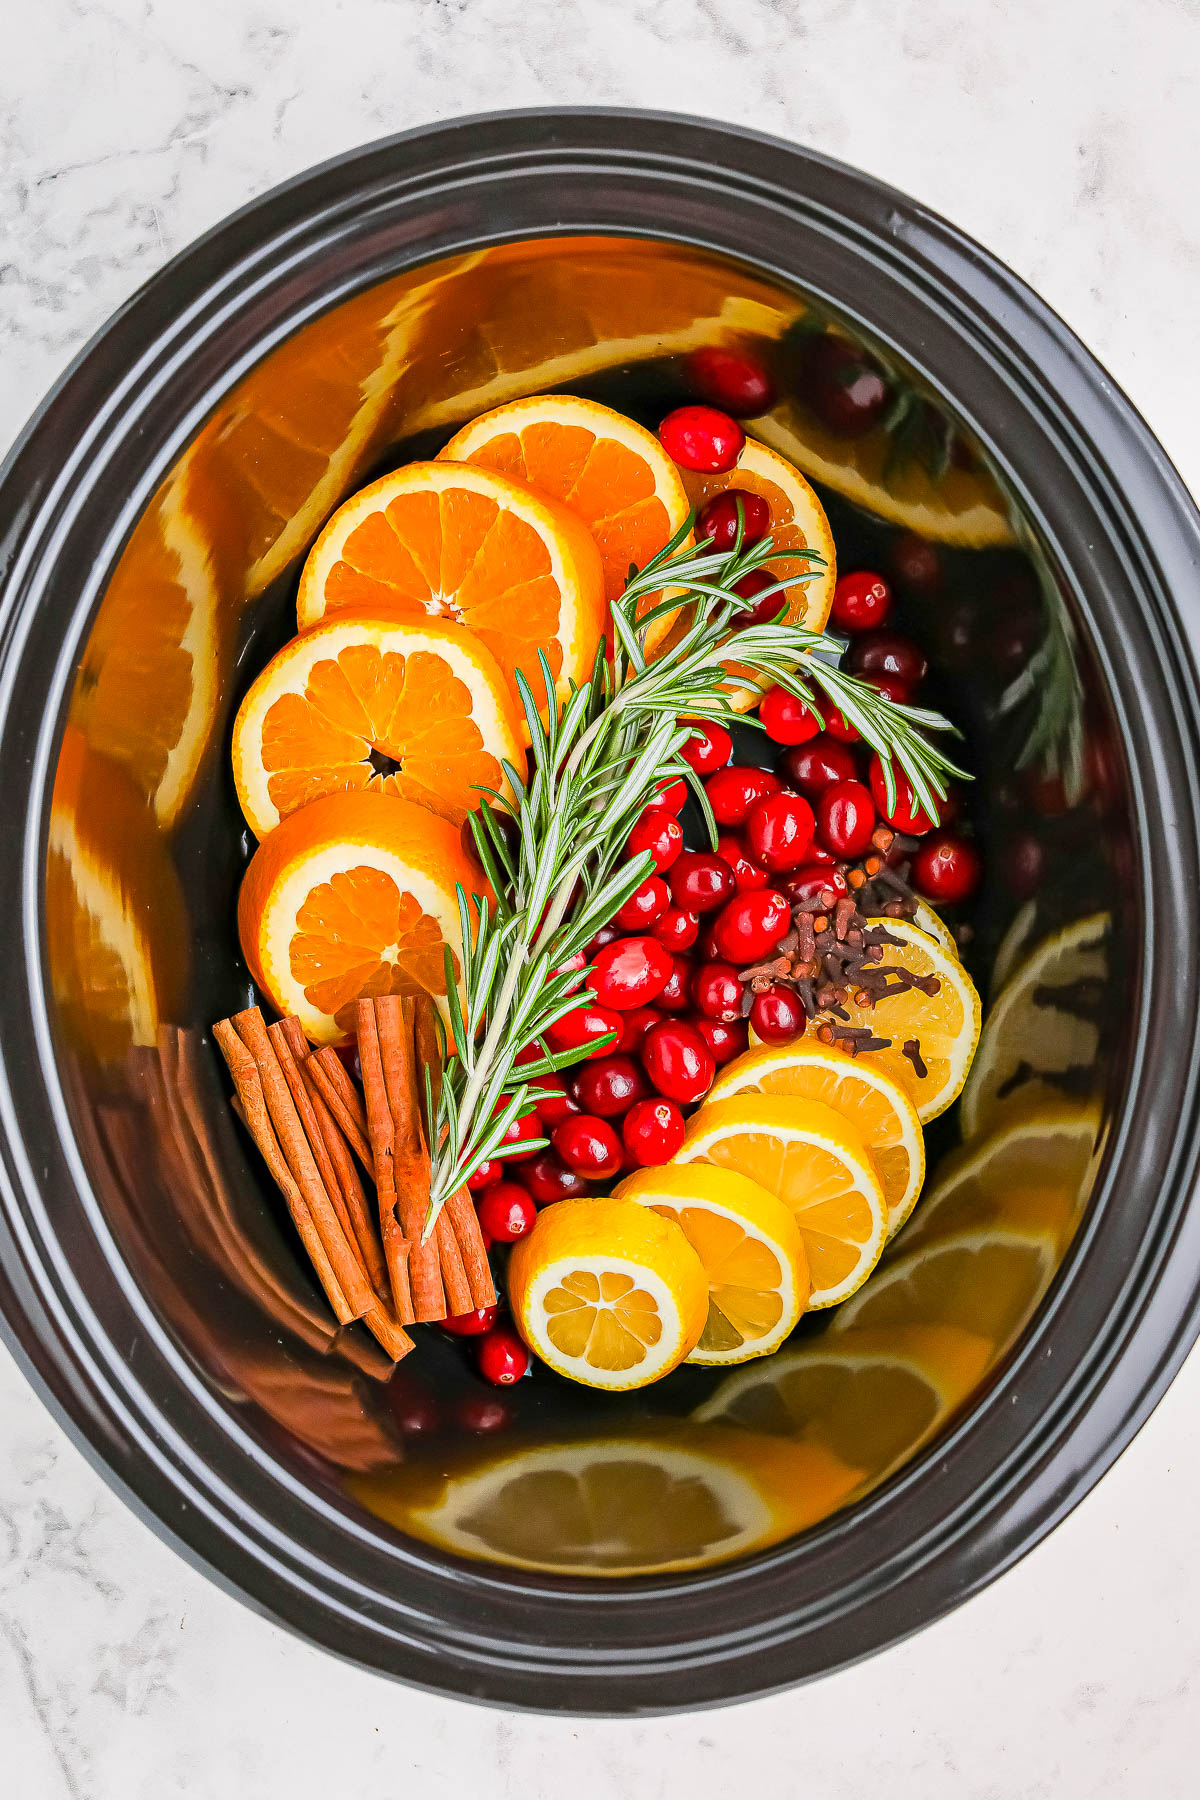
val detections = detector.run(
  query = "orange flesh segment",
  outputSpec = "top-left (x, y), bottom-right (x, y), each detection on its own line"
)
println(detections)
top-left (289, 865), bottom-right (456, 1035)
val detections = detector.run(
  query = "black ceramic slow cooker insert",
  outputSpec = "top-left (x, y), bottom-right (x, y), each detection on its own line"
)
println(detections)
top-left (2, 110), bottom-right (1199, 1713)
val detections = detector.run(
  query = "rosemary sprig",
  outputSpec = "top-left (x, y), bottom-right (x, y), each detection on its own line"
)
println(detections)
top-left (421, 513), bottom-right (968, 1231)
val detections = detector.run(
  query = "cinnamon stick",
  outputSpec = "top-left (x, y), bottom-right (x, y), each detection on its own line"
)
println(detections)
top-left (435, 1211), bottom-right (473, 1317)
top-left (357, 999), bottom-right (415, 1325)
top-left (376, 996), bottom-right (445, 1321)
top-left (445, 1187), bottom-right (497, 1309)
top-left (305, 1048), bottom-right (372, 1167)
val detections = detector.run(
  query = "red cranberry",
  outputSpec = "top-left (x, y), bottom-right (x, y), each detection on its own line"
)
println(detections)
top-left (699, 921), bottom-right (722, 961)
top-left (890, 530), bottom-right (943, 594)
top-left (867, 674), bottom-right (915, 706)
top-left (824, 707), bottom-right (862, 744)
top-left (618, 1005), bottom-right (665, 1052)
top-left (711, 890), bottom-right (791, 964)
top-left (467, 1158), bottom-right (503, 1191)
top-left (659, 405), bottom-right (745, 473)
top-left (439, 1305), bottom-right (498, 1337)
top-left (641, 1021), bottom-right (716, 1105)
top-left (868, 755), bottom-right (935, 834)
top-left (688, 343), bottom-right (777, 416)
top-left (622, 1096), bottom-right (686, 1167)
top-left (798, 334), bottom-right (889, 436)
top-left (746, 791), bottom-right (815, 872)
top-left (759, 685), bottom-right (822, 744)
top-left (911, 829), bottom-right (982, 904)
top-left (730, 567), bottom-right (788, 628)
top-left (693, 1016), bottom-right (749, 1064)
top-left (652, 906), bottom-right (700, 950)
top-left (585, 923), bottom-right (622, 955)
top-left (588, 936), bottom-right (673, 1010)
top-left (552, 1114), bottom-right (623, 1178)
top-left (387, 1374), bottom-right (441, 1438)
top-left (749, 983), bottom-right (806, 1044)
top-left (669, 849), bottom-right (737, 914)
top-left (679, 718), bottom-right (733, 775)
top-left (521, 1150), bottom-right (589, 1205)
top-left (454, 1393), bottom-right (513, 1432)
top-left (692, 961), bottom-right (746, 1022)
top-left (477, 1182), bottom-right (538, 1242)
top-left (656, 955), bottom-right (694, 1011)
top-left (544, 1003), bottom-right (622, 1059)
top-left (625, 810), bottom-right (683, 872)
top-left (642, 774), bottom-right (688, 815)
top-left (717, 833), bottom-right (770, 891)
top-left (614, 875), bottom-right (670, 930)
top-left (783, 864), bottom-right (849, 904)
top-left (781, 734), bottom-right (858, 795)
top-left (477, 1327), bottom-right (531, 1386)
top-left (696, 488), bottom-right (771, 552)
top-left (816, 779), bottom-right (876, 859)
top-left (573, 1054), bottom-right (648, 1118)
top-left (705, 764), bottom-right (783, 826)
top-left (832, 569), bottom-right (893, 633)
top-left (493, 1109), bottom-right (543, 1162)
top-left (532, 1075), bottom-right (578, 1128)
top-left (849, 630), bottom-right (929, 688)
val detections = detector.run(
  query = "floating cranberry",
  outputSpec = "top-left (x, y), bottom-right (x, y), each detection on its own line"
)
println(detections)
top-left (520, 1150), bottom-right (589, 1205)
top-left (585, 923), bottom-right (623, 955)
top-left (824, 707), bottom-right (862, 744)
top-left (867, 674), bottom-right (915, 707)
top-left (832, 569), bottom-right (893, 633)
top-left (679, 718), bottom-right (733, 775)
top-left (573, 1053), bottom-right (649, 1118)
top-left (759, 685), bottom-right (822, 744)
top-left (625, 810), bottom-right (684, 872)
top-left (614, 874), bottom-right (670, 930)
top-left (477, 1182), bottom-right (538, 1243)
top-left (798, 334), bottom-right (890, 436)
top-left (692, 961), bottom-right (746, 1023)
top-left (440, 1305), bottom-right (498, 1337)
top-left (589, 935), bottom-right (673, 1010)
top-left (816, 779), bottom-right (876, 859)
top-left (693, 1016), bottom-right (749, 1064)
top-left (477, 1327), bottom-right (531, 1387)
top-left (705, 764), bottom-right (783, 826)
top-left (699, 921), bottom-right (722, 961)
top-left (467, 1158), bottom-right (503, 1192)
top-left (730, 567), bottom-right (788, 628)
top-left (656, 955), bottom-right (694, 1011)
top-left (746, 791), bottom-right (815, 871)
top-left (688, 343), bottom-right (777, 416)
top-left (911, 829), bottom-right (982, 904)
top-left (552, 1114), bottom-right (623, 1178)
top-left (642, 773), bottom-right (689, 816)
top-left (669, 849), bottom-right (737, 914)
top-left (867, 755), bottom-right (935, 834)
top-left (641, 1021), bottom-right (716, 1105)
top-left (781, 734), bottom-right (858, 795)
top-left (696, 488), bottom-right (771, 552)
top-left (492, 1110), bottom-right (543, 1162)
top-left (849, 630), bottom-right (929, 688)
top-left (890, 530), bottom-right (943, 594)
top-left (659, 404), bottom-right (745, 473)
top-left (532, 1074), bottom-right (579, 1128)
top-left (652, 906), bottom-right (700, 950)
top-left (711, 889), bottom-right (791, 964)
top-left (544, 1003), bottom-right (622, 1059)
top-left (749, 984), bottom-right (806, 1044)
top-left (454, 1393), bottom-right (513, 1432)
top-left (622, 1096), bottom-right (686, 1167)
top-left (783, 863), bottom-right (849, 904)
top-left (618, 1005), bottom-right (665, 1052)
top-left (717, 832), bottom-right (770, 891)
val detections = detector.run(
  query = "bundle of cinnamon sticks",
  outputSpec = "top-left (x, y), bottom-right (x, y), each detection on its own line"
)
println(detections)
top-left (213, 995), bottom-right (494, 1363)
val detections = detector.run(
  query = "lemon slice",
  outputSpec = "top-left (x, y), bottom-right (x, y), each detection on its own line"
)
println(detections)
top-left (675, 1096), bottom-right (887, 1308)
top-left (834, 919), bottom-right (982, 1123)
top-left (990, 898), bottom-right (1039, 996)
top-left (903, 1100), bottom-right (1104, 1251)
top-left (960, 913), bottom-right (1110, 1138)
top-left (616, 1165), bottom-right (810, 1364)
top-left (828, 1226), bottom-right (1059, 1350)
top-left (507, 1199), bottom-right (709, 1391)
top-left (911, 899), bottom-right (959, 961)
top-left (709, 1039), bottom-right (924, 1237)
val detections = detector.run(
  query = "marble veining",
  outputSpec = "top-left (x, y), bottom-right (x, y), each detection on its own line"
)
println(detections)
top-left (2, 0), bottom-right (1200, 1793)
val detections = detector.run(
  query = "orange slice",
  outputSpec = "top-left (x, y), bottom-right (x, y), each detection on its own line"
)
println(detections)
top-left (237, 789), bottom-right (481, 1044)
top-left (439, 394), bottom-right (691, 643)
top-left (231, 613), bottom-right (525, 840)
top-left (296, 461), bottom-right (606, 712)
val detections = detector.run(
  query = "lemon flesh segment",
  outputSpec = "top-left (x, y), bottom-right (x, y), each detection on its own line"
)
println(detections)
top-left (676, 1096), bottom-right (887, 1309)
top-left (709, 1039), bottom-right (925, 1237)
top-left (617, 1164), bottom-right (811, 1365)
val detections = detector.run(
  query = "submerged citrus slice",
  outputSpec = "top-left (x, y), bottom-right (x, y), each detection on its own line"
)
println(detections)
top-left (439, 394), bottom-right (691, 635)
top-left (237, 789), bottom-right (478, 1044)
top-left (833, 919), bottom-right (982, 1123)
top-left (675, 1096), bottom-right (887, 1308)
top-left (232, 613), bottom-right (525, 839)
top-left (960, 913), bottom-right (1110, 1138)
top-left (616, 1164), bottom-right (810, 1364)
top-left (709, 1039), bottom-right (924, 1236)
top-left (296, 461), bottom-right (606, 711)
top-left (829, 1225), bottom-right (1059, 1351)
top-left (507, 1198), bottom-right (708, 1391)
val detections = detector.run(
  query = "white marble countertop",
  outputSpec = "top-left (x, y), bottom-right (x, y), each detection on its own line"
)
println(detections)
top-left (3, 1), bottom-right (1200, 1793)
